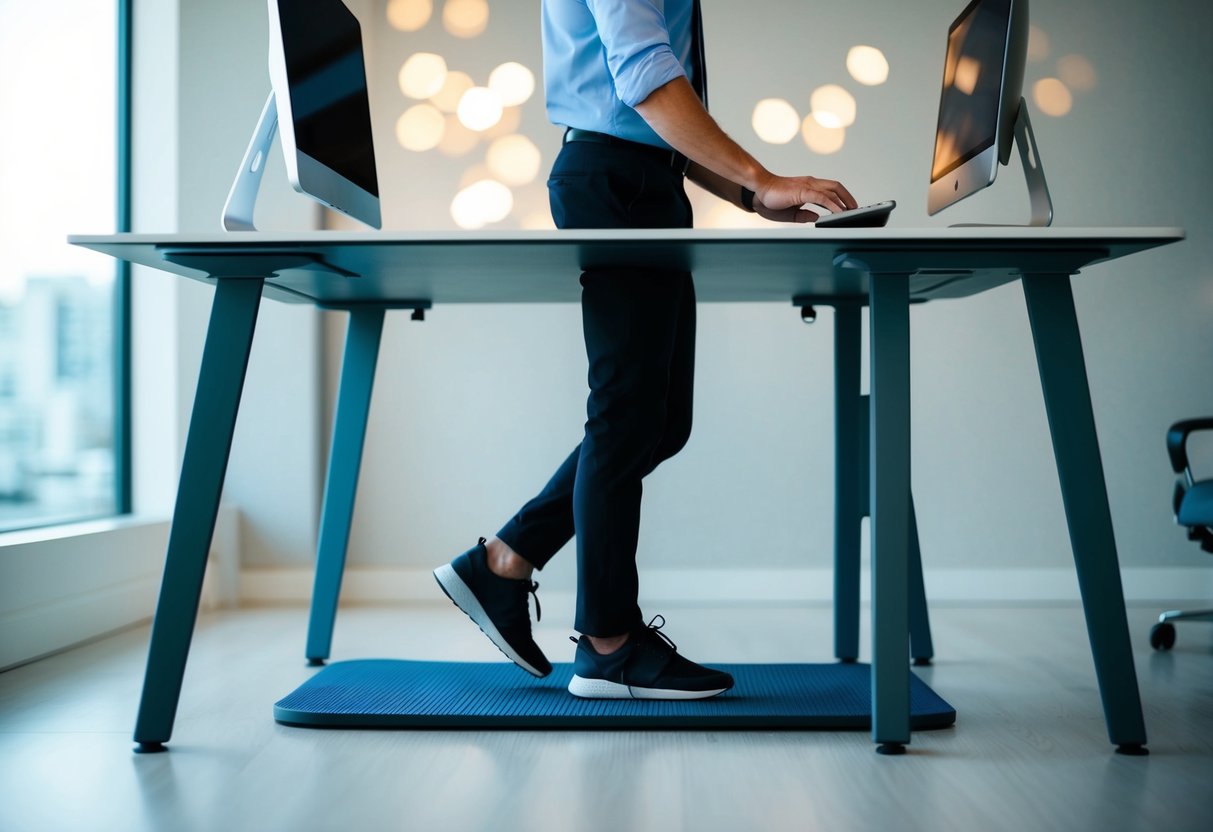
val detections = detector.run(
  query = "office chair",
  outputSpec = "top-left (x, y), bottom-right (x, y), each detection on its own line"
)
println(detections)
top-left (1150, 417), bottom-right (1213, 650)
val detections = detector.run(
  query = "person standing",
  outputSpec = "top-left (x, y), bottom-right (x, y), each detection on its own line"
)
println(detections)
top-left (435, 0), bottom-right (857, 699)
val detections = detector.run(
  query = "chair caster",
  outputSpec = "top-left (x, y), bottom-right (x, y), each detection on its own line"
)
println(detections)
top-left (1148, 622), bottom-right (1175, 651)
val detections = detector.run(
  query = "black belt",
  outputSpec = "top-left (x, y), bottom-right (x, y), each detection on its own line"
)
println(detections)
top-left (563, 128), bottom-right (690, 175)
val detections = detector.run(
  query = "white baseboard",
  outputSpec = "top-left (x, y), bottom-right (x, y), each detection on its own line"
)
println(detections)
top-left (238, 565), bottom-right (1213, 606)
top-left (0, 504), bottom-right (241, 670)
top-left (0, 517), bottom-right (169, 669)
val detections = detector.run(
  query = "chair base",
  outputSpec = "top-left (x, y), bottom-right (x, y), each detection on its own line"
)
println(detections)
top-left (1149, 610), bottom-right (1213, 651)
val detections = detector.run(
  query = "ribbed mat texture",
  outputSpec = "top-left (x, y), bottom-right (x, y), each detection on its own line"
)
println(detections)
top-left (274, 660), bottom-right (956, 730)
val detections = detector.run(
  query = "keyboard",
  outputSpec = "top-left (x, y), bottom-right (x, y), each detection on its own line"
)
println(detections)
top-left (813, 199), bottom-right (896, 228)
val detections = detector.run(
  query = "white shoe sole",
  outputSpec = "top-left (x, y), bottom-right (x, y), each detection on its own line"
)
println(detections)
top-left (567, 674), bottom-right (729, 700)
top-left (433, 563), bottom-right (548, 678)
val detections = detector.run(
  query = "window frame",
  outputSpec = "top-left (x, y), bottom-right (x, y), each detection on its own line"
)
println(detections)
top-left (115, 0), bottom-right (133, 516)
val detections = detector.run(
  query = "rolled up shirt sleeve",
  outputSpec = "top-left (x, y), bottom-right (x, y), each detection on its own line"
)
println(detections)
top-left (585, 0), bottom-right (687, 107)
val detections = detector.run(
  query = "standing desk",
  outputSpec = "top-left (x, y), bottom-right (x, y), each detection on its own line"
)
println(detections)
top-left (70, 226), bottom-right (1184, 755)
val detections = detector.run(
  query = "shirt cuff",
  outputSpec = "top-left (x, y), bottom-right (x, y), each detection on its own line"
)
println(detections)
top-left (615, 45), bottom-right (687, 108)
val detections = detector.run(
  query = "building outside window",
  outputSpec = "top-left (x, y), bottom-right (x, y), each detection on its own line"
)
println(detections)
top-left (0, 0), bottom-right (127, 531)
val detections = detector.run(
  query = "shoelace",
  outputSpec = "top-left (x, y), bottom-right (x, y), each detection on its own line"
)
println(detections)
top-left (643, 614), bottom-right (677, 652)
top-left (526, 580), bottom-right (541, 623)
top-left (567, 614), bottom-right (678, 647)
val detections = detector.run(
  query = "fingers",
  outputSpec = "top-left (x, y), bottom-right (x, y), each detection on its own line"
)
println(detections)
top-left (808, 178), bottom-right (857, 212)
top-left (757, 175), bottom-right (858, 213)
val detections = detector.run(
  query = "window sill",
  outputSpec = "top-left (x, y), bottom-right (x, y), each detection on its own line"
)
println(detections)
top-left (0, 508), bottom-right (239, 670)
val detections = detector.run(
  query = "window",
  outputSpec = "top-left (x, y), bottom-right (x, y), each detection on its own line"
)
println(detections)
top-left (0, 0), bottom-right (129, 531)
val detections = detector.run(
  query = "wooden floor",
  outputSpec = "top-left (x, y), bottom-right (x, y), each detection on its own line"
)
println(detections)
top-left (1, 602), bottom-right (1211, 832)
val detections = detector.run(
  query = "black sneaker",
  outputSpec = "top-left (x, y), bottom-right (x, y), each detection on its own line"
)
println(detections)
top-left (433, 538), bottom-right (552, 678)
top-left (567, 615), bottom-right (734, 700)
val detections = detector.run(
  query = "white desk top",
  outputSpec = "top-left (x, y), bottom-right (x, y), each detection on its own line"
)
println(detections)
top-left (69, 227), bottom-right (1184, 306)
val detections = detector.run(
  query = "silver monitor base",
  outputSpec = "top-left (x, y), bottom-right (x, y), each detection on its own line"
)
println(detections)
top-left (951, 98), bottom-right (1054, 228)
top-left (222, 91), bottom-right (278, 232)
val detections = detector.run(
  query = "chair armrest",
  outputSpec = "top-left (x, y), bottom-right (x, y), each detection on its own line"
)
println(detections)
top-left (1167, 417), bottom-right (1213, 474)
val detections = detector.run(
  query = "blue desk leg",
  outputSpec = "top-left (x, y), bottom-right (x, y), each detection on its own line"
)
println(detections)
top-left (869, 273), bottom-right (911, 754)
top-left (834, 305), bottom-right (933, 667)
top-left (305, 308), bottom-right (385, 665)
top-left (1021, 275), bottom-right (1149, 755)
top-left (833, 304), bottom-right (863, 663)
top-left (908, 493), bottom-right (935, 665)
top-left (133, 277), bottom-right (264, 753)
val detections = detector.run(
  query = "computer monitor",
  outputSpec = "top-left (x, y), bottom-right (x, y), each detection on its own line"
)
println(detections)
top-left (927, 0), bottom-right (1052, 225)
top-left (222, 0), bottom-right (381, 231)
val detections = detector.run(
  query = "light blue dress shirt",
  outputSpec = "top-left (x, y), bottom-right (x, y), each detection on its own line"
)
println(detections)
top-left (542, 0), bottom-right (697, 150)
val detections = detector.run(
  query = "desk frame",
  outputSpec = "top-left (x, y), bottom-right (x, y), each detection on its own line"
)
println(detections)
top-left (71, 229), bottom-right (1170, 756)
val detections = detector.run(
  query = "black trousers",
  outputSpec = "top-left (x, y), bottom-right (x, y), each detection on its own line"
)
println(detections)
top-left (495, 138), bottom-right (696, 636)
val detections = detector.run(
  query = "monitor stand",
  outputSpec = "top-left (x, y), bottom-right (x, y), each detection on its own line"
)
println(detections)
top-left (221, 91), bottom-right (278, 232)
top-left (953, 97), bottom-right (1054, 228)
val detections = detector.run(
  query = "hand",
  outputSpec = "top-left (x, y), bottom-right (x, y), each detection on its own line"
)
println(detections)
top-left (756, 174), bottom-right (858, 218)
top-left (753, 197), bottom-right (817, 224)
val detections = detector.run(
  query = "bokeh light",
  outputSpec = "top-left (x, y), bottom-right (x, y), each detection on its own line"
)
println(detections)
top-left (437, 114), bottom-right (480, 156)
top-left (459, 164), bottom-right (494, 189)
top-left (444, 0), bottom-right (489, 38)
top-left (457, 87), bottom-right (504, 131)
top-left (487, 135), bottom-right (542, 186)
top-left (1027, 25), bottom-right (1050, 62)
top-left (483, 106), bottom-right (522, 139)
top-left (803, 116), bottom-right (846, 155)
top-left (751, 99), bottom-right (800, 144)
top-left (386, 0), bottom-right (432, 32)
top-left (431, 70), bottom-right (474, 113)
top-left (846, 45), bottom-right (889, 86)
top-left (488, 62), bottom-right (535, 107)
top-left (954, 56), bottom-right (980, 95)
top-left (1057, 54), bottom-right (1097, 92)
top-left (451, 179), bottom-right (513, 229)
top-left (1033, 77), bottom-right (1073, 117)
top-left (809, 85), bottom-right (856, 129)
top-left (395, 104), bottom-right (445, 151)
top-left (399, 52), bottom-right (447, 99)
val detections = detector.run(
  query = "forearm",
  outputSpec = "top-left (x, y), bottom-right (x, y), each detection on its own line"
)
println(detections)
top-left (634, 76), bottom-right (855, 215)
top-left (634, 77), bottom-right (772, 194)
top-left (686, 162), bottom-right (750, 210)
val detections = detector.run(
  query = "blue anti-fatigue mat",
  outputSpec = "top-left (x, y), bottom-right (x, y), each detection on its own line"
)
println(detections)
top-left (274, 660), bottom-right (956, 730)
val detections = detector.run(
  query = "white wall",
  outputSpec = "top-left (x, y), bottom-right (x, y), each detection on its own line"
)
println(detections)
top-left (120, 1), bottom-right (1213, 605)
top-left (318, 0), bottom-right (1213, 599)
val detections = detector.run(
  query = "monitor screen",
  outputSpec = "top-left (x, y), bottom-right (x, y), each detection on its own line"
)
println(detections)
top-left (277, 0), bottom-right (378, 197)
top-left (930, 0), bottom-right (1012, 183)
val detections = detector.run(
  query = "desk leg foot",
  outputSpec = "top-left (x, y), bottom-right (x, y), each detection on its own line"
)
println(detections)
top-left (912, 657), bottom-right (932, 667)
top-left (876, 742), bottom-right (907, 756)
top-left (307, 658), bottom-right (326, 667)
top-left (1116, 744), bottom-right (1149, 757)
top-left (134, 741), bottom-right (167, 755)
top-left (838, 657), bottom-right (859, 665)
